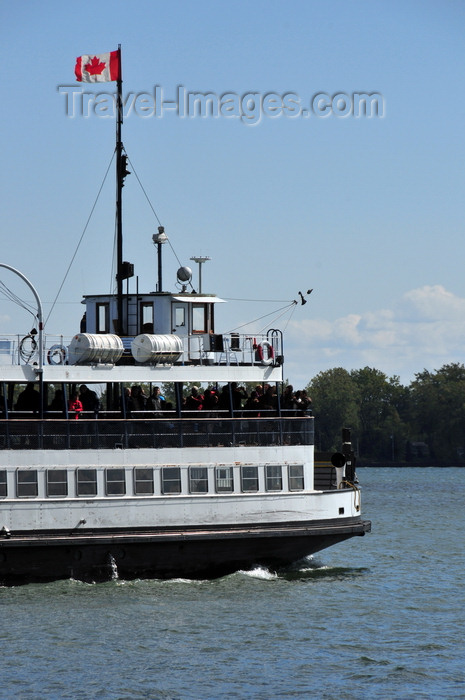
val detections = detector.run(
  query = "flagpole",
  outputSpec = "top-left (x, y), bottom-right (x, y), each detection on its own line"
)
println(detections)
top-left (116, 43), bottom-right (124, 335)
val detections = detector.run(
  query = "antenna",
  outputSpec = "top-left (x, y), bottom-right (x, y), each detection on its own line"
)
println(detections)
top-left (153, 226), bottom-right (168, 292)
top-left (190, 256), bottom-right (211, 294)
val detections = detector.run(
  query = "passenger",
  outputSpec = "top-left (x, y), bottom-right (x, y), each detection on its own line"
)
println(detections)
top-left (231, 382), bottom-right (247, 411)
top-left (49, 389), bottom-right (65, 415)
top-left (68, 393), bottom-right (83, 420)
top-left (15, 383), bottom-right (41, 414)
top-left (146, 386), bottom-right (166, 414)
top-left (217, 385), bottom-right (230, 412)
top-left (79, 384), bottom-right (100, 418)
top-left (120, 387), bottom-right (134, 417)
top-left (301, 389), bottom-right (312, 410)
top-left (281, 385), bottom-right (297, 415)
top-left (244, 391), bottom-right (260, 417)
top-left (259, 386), bottom-right (276, 413)
top-left (130, 385), bottom-right (147, 413)
top-left (186, 386), bottom-right (203, 411)
top-left (202, 388), bottom-right (219, 412)
top-left (295, 389), bottom-right (312, 414)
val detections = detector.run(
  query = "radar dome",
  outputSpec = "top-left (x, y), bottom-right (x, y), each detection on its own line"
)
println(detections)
top-left (177, 266), bottom-right (192, 283)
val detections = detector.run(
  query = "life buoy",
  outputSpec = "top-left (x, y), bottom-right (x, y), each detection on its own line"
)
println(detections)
top-left (257, 341), bottom-right (274, 365)
top-left (47, 344), bottom-right (68, 365)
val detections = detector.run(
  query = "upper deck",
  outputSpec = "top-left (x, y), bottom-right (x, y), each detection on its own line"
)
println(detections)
top-left (0, 287), bottom-right (284, 383)
top-left (0, 330), bottom-right (283, 384)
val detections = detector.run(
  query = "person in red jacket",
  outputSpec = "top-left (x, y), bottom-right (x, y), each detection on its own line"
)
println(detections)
top-left (69, 393), bottom-right (83, 420)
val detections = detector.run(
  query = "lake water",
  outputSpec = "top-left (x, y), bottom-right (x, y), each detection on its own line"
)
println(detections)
top-left (1, 468), bottom-right (464, 699)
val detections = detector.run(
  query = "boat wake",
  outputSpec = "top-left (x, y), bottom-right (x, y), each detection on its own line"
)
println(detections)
top-left (278, 556), bottom-right (370, 581)
top-left (238, 566), bottom-right (279, 581)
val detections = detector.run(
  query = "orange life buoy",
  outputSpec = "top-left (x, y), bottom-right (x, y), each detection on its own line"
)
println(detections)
top-left (257, 341), bottom-right (274, 365)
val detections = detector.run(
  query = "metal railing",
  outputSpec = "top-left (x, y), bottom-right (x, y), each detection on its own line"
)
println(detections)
top-left (0, 415), bottom-right (314, 451)
top-left (0, 331), bottom-right (283, 367)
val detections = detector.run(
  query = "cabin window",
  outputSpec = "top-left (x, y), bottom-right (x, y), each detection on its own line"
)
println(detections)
top-left (134, 468), bottom-right (154, 495)
top-left (46, 469), bottom-right (68, 497)
top-left (161, 467), bottom-right (181, 494)
top-left (189, 466), bottom-right (208, 493)
top-left (241, 465), bottom-right (259, 492)
top-left (288, 464), bottom-right (304, 491)
top-left (265, 464), bottom-right (282, 491)
top-left (140, 302), bottom-right (154, 333)
top-left (105, 468), bottom-right (126, 496)
top-left (174, 307), bottom-right (186, 328)
top-left (0, 470), bottom-right (7, 497)
top-left (192, 304), bottom-right (207, 333)
top-left (16, 469), bottom-right (38, 498)
top-left (215, 466), bottom-right (233, 493)
top-left (76, 468), bottom-right (97, 497)
top-left (96, 303), bottom-right (110, 333)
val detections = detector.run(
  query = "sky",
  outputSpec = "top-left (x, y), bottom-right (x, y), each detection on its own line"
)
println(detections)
top-left (1, 0), bottom-right (464, 389)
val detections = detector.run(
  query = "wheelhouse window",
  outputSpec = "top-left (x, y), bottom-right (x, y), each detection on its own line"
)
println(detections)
top-left (96, 303), bottom-right (109, 333)
top-left (174, 306), bottom-right (186, 328)
top-left (161, 467), bottom-right (181, 494)
top-left (265, 464), bottom-right (282, 491)
top-left (192, 304), bottom-right (207, 333)
top-left (46, 469), bottom-right (68, 497)
top-left (0, 470), bottom-right (7, 497)
top-left (189, 466), bottom-right (208, 493)
top-left (140, 302), bottom-right (154, 333)
top-left (288, 464), bottom-right (304, 491)
top-left (134, 468), bottom-right (154, 495)
top-left (105, 468), bottom-right (126, 496)
top-left (241, 465), bottom-right (259, 492)
top-left (16, 469), bottom-right (38, 497)
top-left (215, 466), bottom-right (233, 493)
top-left (76, 468), bottom-right (97, 497)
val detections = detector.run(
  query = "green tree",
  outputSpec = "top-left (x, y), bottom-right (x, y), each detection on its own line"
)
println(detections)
top-left (409, 363), bottom-right (465, 462)
top-left (306, 368), bottom-right (359, 452)
top-left (350, 367), bottom-right (409, 460)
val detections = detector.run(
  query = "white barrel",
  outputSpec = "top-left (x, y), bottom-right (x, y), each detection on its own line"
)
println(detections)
top-left (68, 333), bottom-right (124, 365)
top-left (131, 334), bottom-right (183, 364)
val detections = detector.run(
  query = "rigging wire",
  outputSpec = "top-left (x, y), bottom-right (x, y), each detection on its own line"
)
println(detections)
top-left (0, 281), bottom-right (38, 321)
top-left (44, 152), bottom-right (115, 328)
top-left (226, 289), bottom-right (310, 333)
top-left (222, 297), bottom-right (292, 303)
top-left (126, 154), bottom-right (162, 227)
top-left (227, 301), bottom-right (297, 333)
top-left (280, 299), bottom-right (298, 334)
top-left (126, 154), bottom-right (190, 277)
top-left (257, 303), bottom-right (297, 334)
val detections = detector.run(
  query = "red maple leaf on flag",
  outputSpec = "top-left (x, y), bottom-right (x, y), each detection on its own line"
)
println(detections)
top-left (84, 56), bottom-right (107, 76)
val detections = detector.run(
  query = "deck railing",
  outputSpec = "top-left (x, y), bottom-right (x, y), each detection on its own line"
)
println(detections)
top-left (0, 415), bottom-right (314, 451)
top-left (0, 331), bottom-right (283, 367)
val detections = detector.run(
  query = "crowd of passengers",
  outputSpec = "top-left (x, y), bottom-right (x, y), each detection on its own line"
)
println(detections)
top-left (124, 382), bottom-right (312, 418)
top-left (1, 382), bottom-right (311, 418)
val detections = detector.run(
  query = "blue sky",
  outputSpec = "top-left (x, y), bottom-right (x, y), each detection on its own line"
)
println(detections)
top-left (1, 0), bottom-right (464, 388)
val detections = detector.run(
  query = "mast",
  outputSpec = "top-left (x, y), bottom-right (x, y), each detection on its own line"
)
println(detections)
top-left (115, 44), bottom-right (124, 334)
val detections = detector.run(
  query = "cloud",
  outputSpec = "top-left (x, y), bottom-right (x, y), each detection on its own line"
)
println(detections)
top-left (285, 285), bottom-right (465, 386)
top-left (400, 285), bottom-right (465, 321)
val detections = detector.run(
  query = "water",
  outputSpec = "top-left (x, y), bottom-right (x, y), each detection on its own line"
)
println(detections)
top-left (1, 468), bottom-right (464, 699)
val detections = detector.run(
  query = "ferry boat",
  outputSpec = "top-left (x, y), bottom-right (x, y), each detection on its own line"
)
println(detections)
top-left (0, 49), bottom-right (370, 584)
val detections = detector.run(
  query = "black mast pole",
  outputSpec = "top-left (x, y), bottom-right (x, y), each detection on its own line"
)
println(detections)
top-left (116, 44), bottom-right (124, 335)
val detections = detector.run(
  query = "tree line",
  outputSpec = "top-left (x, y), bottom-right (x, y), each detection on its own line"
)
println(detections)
top-left (305, 363), bottom-right (465, 465)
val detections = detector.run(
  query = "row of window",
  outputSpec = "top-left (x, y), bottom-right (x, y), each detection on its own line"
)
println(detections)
top-left (0, 464), bottom-right (305, 499)
top-left (96, 301), bottom-right (208, 333)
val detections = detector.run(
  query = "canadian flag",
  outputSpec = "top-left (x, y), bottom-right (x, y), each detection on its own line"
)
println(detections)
top-left (75, 51), bottom-right (120, 82)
